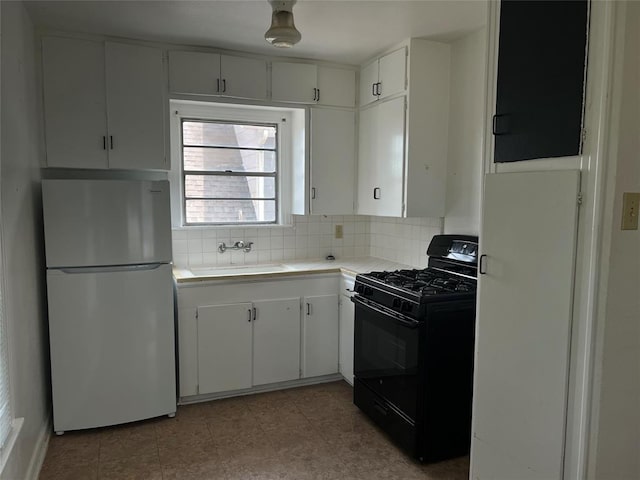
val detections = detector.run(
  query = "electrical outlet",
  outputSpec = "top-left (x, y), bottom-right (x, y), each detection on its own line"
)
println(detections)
top-left (335, 224), bottom-right (343, 239)
top-left (622, 192), bottom-right (640, 230)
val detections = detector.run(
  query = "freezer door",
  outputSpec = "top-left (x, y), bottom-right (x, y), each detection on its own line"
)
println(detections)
top-left (42, 179), bottom-right (172, 267)
top-left (47, 263), bottom-right (176, 432)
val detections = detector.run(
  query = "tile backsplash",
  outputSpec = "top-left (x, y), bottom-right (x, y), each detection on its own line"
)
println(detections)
top-left (369, 217), bottom-right (443, 268)
top-left (172, 215), bottom-right (443, 269)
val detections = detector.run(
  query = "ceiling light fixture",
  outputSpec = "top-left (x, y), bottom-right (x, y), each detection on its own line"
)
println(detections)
top-left (265, 0), bottom-right (301, 48)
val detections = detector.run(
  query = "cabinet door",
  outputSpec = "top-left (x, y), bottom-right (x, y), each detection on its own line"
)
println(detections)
top-left (197, 303), bottom-right (253, 395)
top-left (105, 42), bottom-right (166, 170)
top-left (168, 51), bottom-right (220, 95)
top-left (471, 171), bottom-right (580, 480)
top-left (310, 109), bottom-right (355, 215)
top-left (359, 59), bottom-right (379, 107)
top-left (317, 66), bottom-right (356, 107)
top-left (302, 295), bottom-right (339, 378)
top-left (271, 62), bottom-right (317, 104)
top-left (42, 37), bottom-right (108, 169)
top-left (252, 298), bottom-right (301, 386)
top-left (356, 105), bottom-right (378, 215)
top-left (220, 55), bottom-right (267, 100)
top-left (378, 47), bottom-right (407, 100)
top-left (339, 295), bottom-right (355, 386)
top-left (493, 1), bottom-right (587, 162)
top-left (374, 97), bottom-right (406, 217)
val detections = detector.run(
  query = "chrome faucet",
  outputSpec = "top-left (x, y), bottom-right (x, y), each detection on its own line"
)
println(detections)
top-left (218, 241), bottom-right (254, 253)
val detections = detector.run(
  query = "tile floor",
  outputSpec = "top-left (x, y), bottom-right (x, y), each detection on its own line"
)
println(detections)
top-left (39, 381), bottom-right (469, 480)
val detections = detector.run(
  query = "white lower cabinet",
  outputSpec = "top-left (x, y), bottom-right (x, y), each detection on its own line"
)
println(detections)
top-left (197, 303), bottom-right (253, 394)
top-left (197, 298), bottom-right (300, 395)
top-left (339, 276), bottom-right (355, 385)
top-left (252, 298), bottom-right (301, 386)
top-left (177, 275), bottom-right (339, 400)
top-left (302, 295), bottom-right (339, 378)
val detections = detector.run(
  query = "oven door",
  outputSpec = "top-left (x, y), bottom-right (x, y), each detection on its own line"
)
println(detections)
top-left (353, 295), bottom-right (422, 420)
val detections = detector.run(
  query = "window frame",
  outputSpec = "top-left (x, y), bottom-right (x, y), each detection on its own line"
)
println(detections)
top-left (169, 100), bottom-right (296, 228)
top-left (180, 118), bottom-right (279, 226)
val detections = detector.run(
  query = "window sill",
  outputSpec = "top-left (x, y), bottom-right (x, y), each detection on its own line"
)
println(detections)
top-left (0, 417), bottom-right (24, 476)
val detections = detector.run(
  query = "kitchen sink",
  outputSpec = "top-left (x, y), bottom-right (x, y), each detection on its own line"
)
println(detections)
top-left (189, 264), bottom-right (295, 277)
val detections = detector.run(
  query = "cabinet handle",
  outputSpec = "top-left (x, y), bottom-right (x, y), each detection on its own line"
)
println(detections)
top-left (316, 88), bottom-right (320, 102)
top-left (313, 87), bottom-right (317, 101)
top-left (311, 187), bottom-right (316, 200)
top-left (102, 136), bottom-right (106, 150)
top-left (373, 187), bottom-right (381, 199)
top-left (372, 83), bottom-right (376, 97)
top-left (217, 78), bottom-right (220, 93)
top-left (110, 136), bottom-right (114, 150)
top-left (492, 114), bottom-right (509, 135)
top-left (306, 303), bottom-right (311, 315)
top-left (222, 79), bottom-right (227, 93)
top-left (479, 254), bottom-right (487, 275)
top-left (252, 307), bottom-right (257, 321)
top-left (376, 82), bottom-right (382, 96)
top-left (247, 309), bottom-right (252, 322)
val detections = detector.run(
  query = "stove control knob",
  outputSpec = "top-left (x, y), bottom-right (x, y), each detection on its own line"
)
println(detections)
top-left (392, 298), bottom-right (402, 308)
top-left (363, 286), bottom-right (374, 296)
top-left (355, 285), bottom-right (365, 294)
top-left (401, 301), bottom-right (413, 313)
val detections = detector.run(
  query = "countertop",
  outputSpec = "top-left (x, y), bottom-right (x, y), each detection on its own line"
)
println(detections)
top-left (173, 256), bottom-right (413, 284)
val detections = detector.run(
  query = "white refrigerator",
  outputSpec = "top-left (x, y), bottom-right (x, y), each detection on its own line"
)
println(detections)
top-left (42, 179), bottom-right (176, 434)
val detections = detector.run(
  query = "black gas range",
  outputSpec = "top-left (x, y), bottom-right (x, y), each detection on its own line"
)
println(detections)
top-left (352, 234), bottom-right (478, 463)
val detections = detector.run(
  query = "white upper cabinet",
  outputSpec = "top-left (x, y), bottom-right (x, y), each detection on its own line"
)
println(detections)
top-left (316, 66), bottom-right (356, 107)
top-left (378, 48), bottom-right (407, 99)
top-left (356, 39), bottom-right (450, 218)
top-left (168, 51), bottom-right (267, 100)
top-left (106, 42), bottom-right (166, 170)
top-left (357, 97), bottom-right (405, 217)
top-left (359, 60), bottom-right (379, 107)
top-left (42, 37), bottom-right (108, 169)
top-left (272, 62), bottom-right (356, 107)
top-left (220, 55), bottom-right (268, 100)
top-left (359, 47), bottom-right (407, 107)
top-left (41, 37), bottom-right (167, 170)
top-left (310, 108), bottom-right (355, 215)
top-left (271, 62), bottom-right (318, 104)
top-left (168, 51), bottom-right (220, 95)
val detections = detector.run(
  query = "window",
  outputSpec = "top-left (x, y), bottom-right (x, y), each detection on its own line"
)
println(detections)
top-left (181, 120), bottom-right (278, 225)
top-left (170, 101), bottom-right (303, 227)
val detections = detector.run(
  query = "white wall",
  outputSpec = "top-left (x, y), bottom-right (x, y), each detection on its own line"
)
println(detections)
top-left (0, 2), bottom-right (49, 479)
top-left (592, 2), bottom-right (640, 478)
top-left (443, 28), bottom-right (486, 236)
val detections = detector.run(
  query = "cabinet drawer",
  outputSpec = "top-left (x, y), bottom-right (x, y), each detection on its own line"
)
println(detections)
top-left (354, 379), bottom-right (417, 456)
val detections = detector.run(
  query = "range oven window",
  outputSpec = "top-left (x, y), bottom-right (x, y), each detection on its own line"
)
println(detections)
top-left (353, 298), bottom-right (421, 420)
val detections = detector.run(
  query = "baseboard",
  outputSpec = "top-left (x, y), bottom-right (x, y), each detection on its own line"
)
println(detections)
top-left (179, 373), bottom-right (344, 405)
top-left (25, 417), bottom-right (51, 480)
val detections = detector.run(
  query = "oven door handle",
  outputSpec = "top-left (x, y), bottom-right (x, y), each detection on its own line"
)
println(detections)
top-left (352, 296), bottom-right (421, 329)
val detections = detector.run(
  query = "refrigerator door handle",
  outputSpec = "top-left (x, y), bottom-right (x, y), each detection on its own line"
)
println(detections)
top-left (59, 263), bottom-right (166, 274)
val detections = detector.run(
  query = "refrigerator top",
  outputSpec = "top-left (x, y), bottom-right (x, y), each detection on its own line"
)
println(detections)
top-left (42, 179), bottom-right (172, 268)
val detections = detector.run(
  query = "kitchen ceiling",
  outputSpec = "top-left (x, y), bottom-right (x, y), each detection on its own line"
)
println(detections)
top-left (25, 0), bottom-right (487, 65)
